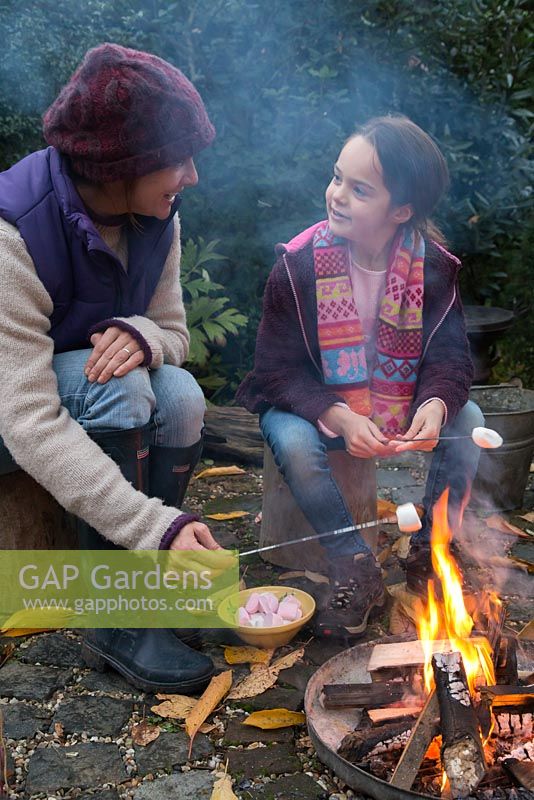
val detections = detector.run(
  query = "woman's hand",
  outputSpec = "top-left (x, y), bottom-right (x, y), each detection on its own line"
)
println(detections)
top-left (169, 521), bottom-right (222, 551)
top-left (85, 326), bottom-right (145, 383)
top-left (393, 400), bottom-right (445, 452)
top-left (320, 406), bottom-right (394, 458)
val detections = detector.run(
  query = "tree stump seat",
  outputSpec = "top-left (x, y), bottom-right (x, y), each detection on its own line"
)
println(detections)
top-left (0, 470), bottom-right (74, 549)
top-left (259, 444), bottom-right (377, 574)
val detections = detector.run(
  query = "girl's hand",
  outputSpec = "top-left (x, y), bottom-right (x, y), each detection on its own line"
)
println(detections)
top-left (169, 521), bottom-right (222, 551)
top-left (393, 400), bottom-right (445, 452)
top-left (85, 326), bottom-right (145, 383)
top-left (326, 409), bottom-right (393, 458)
top-left (342, 414), bottom-right (399, 458)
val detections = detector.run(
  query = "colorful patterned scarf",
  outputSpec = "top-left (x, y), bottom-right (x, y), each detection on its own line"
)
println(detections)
top-left (313, 222), bottom-right (425, 435)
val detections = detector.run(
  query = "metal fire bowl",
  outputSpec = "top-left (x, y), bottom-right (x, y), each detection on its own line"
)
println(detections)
top-left (304, 636), bottom-right (534, 800)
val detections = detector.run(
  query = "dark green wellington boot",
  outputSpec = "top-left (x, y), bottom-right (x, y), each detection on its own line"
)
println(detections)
top-left (78, 426), bottom-right (213, 692)
top-left (148, 436), bottom-right (205, 644)
top-left (148, 436), bottom-right (204, 508)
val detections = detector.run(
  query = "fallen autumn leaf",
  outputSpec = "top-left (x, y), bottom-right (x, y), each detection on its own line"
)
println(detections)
top-left (131, 719), bottom-right (161, 746)
top-left (185, 670), bottom-right (233, 756)
top-left (194, 466), bottom-right (246, 480)
top-left (243, 708), bottom-right (306, 729)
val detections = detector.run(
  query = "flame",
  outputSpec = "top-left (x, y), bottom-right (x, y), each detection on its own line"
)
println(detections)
top-left (416, 489), bottom-right (496, 695)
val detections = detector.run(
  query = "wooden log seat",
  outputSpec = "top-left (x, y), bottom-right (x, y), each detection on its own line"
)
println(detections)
top-left (0, 469), bottom-right (74, 549)
top-left (259, 444), bottom-right (377, 573)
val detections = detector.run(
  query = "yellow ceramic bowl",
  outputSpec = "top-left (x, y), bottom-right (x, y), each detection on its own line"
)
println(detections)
top-left (218, 585), bottom-right (316, 649)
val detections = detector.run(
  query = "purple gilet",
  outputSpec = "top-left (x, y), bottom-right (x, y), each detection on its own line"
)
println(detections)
top-left (0, 147), bottom-right (179, 354)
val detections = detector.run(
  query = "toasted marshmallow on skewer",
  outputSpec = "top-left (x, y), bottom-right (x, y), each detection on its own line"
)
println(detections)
top-left (396, 502), bottom-right (422, 533)
top-left (471, 426), bottom-right (503, 449)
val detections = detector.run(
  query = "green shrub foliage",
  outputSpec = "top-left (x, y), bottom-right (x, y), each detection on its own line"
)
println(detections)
top-left (1, 0), bottom-right (532, 393)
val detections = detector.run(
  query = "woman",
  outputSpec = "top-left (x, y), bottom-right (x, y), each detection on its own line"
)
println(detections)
top-left (0, 43), bottom-right (222, 692)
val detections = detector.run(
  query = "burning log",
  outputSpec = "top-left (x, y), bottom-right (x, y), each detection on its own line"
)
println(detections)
top-left (389, 688), bottom-right (440, 790)
top-left (367, 707), bottom-right (421, 725)
top-left (338, 720), bottom-right (413, 763)
top-left (432, 651), bottom-right (487, 798)
top-left (322, 681), bottom-right (406, 709)
top-left (495, 635), bottom-right (519, 685)
top-left (367, 637), bottom-right (490, 675)
top-left (476, 693), bottom-right (493, 741)
top-left (480, 684), bottom-right (534, 710)
top-left (503, 758), bottom-right (534, 792)
top-left (488, 600), bottom-right (506, 661)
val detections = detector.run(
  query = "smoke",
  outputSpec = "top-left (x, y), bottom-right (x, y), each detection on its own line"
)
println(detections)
top-left (1, 0), bottom-right (530, 378)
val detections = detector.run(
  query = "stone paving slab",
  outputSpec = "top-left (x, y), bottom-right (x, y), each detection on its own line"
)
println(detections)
top-left (379, 452), bottom-right (428, 470)
top-left (18, 633), bottom-right (84, 667)
top-left (132, 770), bottom-right (216, 799)
top-left (227, 743), bottom-right (301, 780)
top-left (223, 718), bottom-right (294, 745)
top-left (304, 639), bottom-right (346, 667)
top-left (52, 695), bottom-right (133, 736)
top-left (277, 664), bottom-right (317, 693)
top-left (391, 485), bottom-right (424, 505)
top-left (0, 661), bottom-right (73, 701)
top-left (134, 729), bottom-right (212, 776)
top-left (25, 742), bottom-right (127, 793)
top-left (78, 669), bottom-right (137, 695)
top-left (242, 772), bottom-right (328, 799)
top-left (1, 701), bottom-right (51, 739)
top-left (230, 685), bottom-right (303, 712)
top-left (376, 468), bottom-right (420, 489)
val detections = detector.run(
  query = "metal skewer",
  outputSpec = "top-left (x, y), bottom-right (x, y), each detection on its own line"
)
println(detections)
top-left (397, 435), bottom-right (469, 442)
top-left (240, 515), bottom-right (397, 558)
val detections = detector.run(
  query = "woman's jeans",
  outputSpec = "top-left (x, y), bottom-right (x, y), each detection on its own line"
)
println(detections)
top-left (260, 401), bottom-right (484, 559)
top-left (0, 349), bottom-right (205, 476)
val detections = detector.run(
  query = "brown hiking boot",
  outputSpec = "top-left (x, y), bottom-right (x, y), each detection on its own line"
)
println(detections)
top-left (405, 541), bottom-right (433, 596)
top-left (314, 552), bottom-right (385, 639)
top-left (405, 539), bottom-right (465, 598)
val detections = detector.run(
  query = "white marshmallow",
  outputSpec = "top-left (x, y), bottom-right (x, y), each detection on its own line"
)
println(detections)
top-left (264, 612), bottom-right (285, 627)
top-left (471, 426), bottom-right (503, 449)
top-left (396, 502), bottom-right (422, 533)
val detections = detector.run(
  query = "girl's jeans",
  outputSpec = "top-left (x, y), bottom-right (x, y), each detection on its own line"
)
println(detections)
top-left (0, 349), bottom-right (206, 476)
top-left (260, 401), bottom-right (484, 559)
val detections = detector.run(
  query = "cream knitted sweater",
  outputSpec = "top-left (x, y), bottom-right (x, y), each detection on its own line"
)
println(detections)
top-left (0, 214), bottom-right (192, 549)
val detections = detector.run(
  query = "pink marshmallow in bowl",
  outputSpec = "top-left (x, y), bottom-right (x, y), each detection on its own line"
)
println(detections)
top-left (249, 613), bottom-right (265, 628)
top-left (245, 592), bottom-right (260, 614)
top-left (278, 599), bottom-right (301, 621)
top-left (258, 592), bottom-right (279, 613)
top-left (284, 594), bottom-right (299, 604)
top-left (237, 607), bottom-right (251, 626)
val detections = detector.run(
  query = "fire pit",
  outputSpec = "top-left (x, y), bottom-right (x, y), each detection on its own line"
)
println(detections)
top-left (305, 637), bottom-right (533, 800)
top-left (305, 490), bottom-right (534, 798)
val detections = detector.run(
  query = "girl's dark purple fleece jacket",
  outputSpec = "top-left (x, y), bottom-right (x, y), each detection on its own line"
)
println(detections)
top-left (236, 238), bottom-right (474, 427)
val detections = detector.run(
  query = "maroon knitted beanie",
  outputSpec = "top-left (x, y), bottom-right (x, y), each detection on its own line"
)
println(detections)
top-left (43, 43), bottom-right (215, 183)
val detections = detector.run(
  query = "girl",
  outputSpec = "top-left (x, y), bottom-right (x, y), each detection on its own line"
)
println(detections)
top-left (0, 44), bottom-right (222, 691)
top-left (237, 116), bottom-right (483, 639)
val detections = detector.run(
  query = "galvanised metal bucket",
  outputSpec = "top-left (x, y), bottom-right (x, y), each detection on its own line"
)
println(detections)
top-left (469, 386), bottom-right (534, 510)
